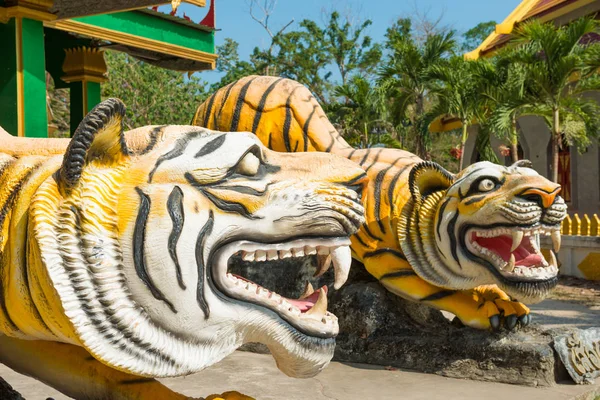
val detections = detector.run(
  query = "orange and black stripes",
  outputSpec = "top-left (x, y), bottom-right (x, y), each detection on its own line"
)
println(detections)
top-left (191, 76), bottom-right (481, 315)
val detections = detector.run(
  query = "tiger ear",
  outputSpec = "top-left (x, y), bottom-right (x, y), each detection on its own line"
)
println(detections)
top-left (511, 159), bottom-right (533, 168)
top-left (57, 98), bottom-right (129, 194)
top-left (408, 161), bottom-right (455, 203)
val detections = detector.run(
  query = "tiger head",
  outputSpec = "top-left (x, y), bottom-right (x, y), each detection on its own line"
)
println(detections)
top-left (31, 99), bottom-right (366, 379)
top-left (399, 160), bottom-right (567, 304)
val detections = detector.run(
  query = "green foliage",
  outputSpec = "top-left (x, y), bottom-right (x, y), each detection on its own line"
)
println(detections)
top-left (102, 51), bottom-right (209, 129)
top-left (504, 17), bottom-right (600, 180)
top-left (46, 9), bottom-right (600, 176)
top-left (377, 18), bottom-right (455, 159)
top-left (331, 75), bottom-right (399, 148)
top-left (211, 38), bottom-right (259, 91)
top-left (461, 21), bottom-right (496, 52)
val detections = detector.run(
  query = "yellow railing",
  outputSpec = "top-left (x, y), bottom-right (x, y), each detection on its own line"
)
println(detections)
top-left (561, 213), bottom-right (600, 236)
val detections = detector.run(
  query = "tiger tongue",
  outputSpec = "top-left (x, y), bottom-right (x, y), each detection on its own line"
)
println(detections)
top-left (515, 253), bottom-right (544, 267)
top-left (287, 286), bottom-right (327, 312)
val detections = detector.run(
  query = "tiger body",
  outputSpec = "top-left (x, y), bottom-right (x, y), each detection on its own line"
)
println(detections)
top-left (0, 99), bottom-right (367, 399)
top-left (193, 75), bottom-right (568, 331)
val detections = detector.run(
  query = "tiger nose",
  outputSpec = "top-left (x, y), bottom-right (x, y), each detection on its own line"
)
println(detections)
top-left (519, 186), bottom-right (561, 208)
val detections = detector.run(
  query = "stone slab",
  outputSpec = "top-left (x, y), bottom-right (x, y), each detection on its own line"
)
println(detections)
top-left (554, 327), bottom-right (600, 384)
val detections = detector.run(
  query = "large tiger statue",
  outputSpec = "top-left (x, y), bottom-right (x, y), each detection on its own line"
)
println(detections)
top-left (192, 75), bottom-right (568, 331)
top-left (0, 99), bottom-right (367, 400)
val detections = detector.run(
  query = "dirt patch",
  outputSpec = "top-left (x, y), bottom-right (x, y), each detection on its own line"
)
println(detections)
top-left (547, 276), bottom-right (600, 310)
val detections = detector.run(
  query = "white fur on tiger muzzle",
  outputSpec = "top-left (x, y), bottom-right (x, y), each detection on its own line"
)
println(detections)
top-left (401, 160), bottom-right (567, 305)
top-left (31, 99), bottom-right (367, 381)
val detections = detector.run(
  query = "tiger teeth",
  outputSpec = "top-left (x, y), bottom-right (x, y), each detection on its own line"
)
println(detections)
top-left (511, 231), bottom-right (523, 253)
top-left (549, 250), bottom-right (558, 268)
top-left (507, 254), bottom-right (515, 272)
top-left (314, 254), bottom-right (332, 278)
top-left (305, 288), bottom-right (327, 319)
top-left (551, 230), bottom-right (561, 253)
top-left (300, 281), bottom-right (315, 299)
top-left (331, 246), bottom-right (352, 289)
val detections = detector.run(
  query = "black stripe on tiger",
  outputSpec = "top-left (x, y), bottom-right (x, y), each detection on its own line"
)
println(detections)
top-left (210, 183), bottom-right (271, 196)
top-left (362, 224), bottom-right (383, 241)
top-left (421, 290), bottom-right (457, 302)
top-left (215, 81), bottom-right (236, 127)
top-left (201, 189), bottom-right (262, 220)
top-left (447, 210), bottom-right (461, 267)
top-left (148, 130), bottom-right (206, 183)
top-left (0, 163), bottom-right (38, 333)
top-left (436, 198), bottom-right (451, 241)
top-left (364, 248), bottom-right (407, 260)
top-left (195, 210), bottom-right (214, 318)
top-left (282, 90), bottom-right (295, 152)
top-left (252, 77), bottom-right (284, 133)
top-left (202, 92), bottom-right (218, 127)
top-left (139, 125), bottom-right (166, 155)
top-left (373, 157), bottom-right (406, 234)
top-left (358, 151), bottom-right (371, 166)
top-left (195, 134), bottom-right (226, 158)
top-left (380, 270), bottom-right (417, 279)
top-left (167, 186), bottom-right (187, 290)
top-left (230, 77), bottom-right (258, 132)
top-left (387, 164), bottom-right (414, 215)
top-left (134, 187), bottom-right (177, 313)
top-left (302, 105), bottom-right (317, 151)
top-left (364, 150), bottom-right (383, 173)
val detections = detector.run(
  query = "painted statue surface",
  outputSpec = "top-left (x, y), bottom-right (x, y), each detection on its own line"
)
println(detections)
top-left (193, 75), bottom-right (568, 331)
top-left (0, 99), bottom-right (367, 399)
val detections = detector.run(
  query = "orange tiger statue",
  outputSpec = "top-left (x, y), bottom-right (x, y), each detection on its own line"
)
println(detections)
top-left (0, 98), bottom-right (367, 399)
top-left (193, 75), bottom-right (568, 331)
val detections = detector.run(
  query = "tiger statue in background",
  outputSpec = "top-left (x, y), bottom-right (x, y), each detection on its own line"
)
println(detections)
top-left (193, 75), bottom-right (568, 331)
top-left (0, 98), bottom-right (367, 399)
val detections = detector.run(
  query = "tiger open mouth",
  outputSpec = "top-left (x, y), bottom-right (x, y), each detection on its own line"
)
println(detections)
top-left (465, 225), bottom-right (561, 280)
top-left (212, 237), bottom-right (351, 338)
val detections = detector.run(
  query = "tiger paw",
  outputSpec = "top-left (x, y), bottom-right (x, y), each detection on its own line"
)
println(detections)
top-left (205, 391), bottom-right (255, 400)
top-left (459, 286), bottom-right (531, 331)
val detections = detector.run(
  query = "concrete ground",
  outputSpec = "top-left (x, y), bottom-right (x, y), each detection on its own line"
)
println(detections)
top-left (529, 299), bottom-right (600, 329)
top-left (1, 298), bottom-right (599, 400)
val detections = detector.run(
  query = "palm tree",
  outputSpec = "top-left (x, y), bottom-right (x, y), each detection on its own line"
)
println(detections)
top-left (333, 75), bottom-right (400, 148)
top-left (475, 55), bottom-right (529, 163)
top-left (506, 17), bottom-right (600, 182)
top-left (428, 56), bottom-right (481, 170)
top-left (378, 18), bottom-right (455, 159)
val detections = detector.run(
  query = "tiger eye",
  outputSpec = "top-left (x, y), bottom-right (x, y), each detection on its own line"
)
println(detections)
top-left (237, 153), bottom-right (260, 176)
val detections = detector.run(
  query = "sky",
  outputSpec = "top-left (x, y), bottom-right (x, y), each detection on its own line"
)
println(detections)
top-left (171, 0), bottom-right (523, 83)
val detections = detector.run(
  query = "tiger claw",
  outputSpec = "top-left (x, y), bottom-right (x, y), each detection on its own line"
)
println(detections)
top-left (489, 314), bottom-right (501, 331)
top-left (505, 314), bottom-right (518, 330)
top-left (519, 313), bottom-right (531, 327)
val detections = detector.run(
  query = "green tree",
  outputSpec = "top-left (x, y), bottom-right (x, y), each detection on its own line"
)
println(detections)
top-left (475, 55), bottom-right (529, 162)
top-left (324, 11), bottom-right (382, 85)
top-left (211, 38), bottom-right (259, 91)
top-left (461, 21), bottom-right (496, 52)
top-left (268, 20), bottom-right (332, 104)
top-left (507, 17), bottom-right (600, 182)
top-left (102, 51), bottom-right (208, 129)
top-left (378, 18), bottom-right (456, 159)
top-left (428, 56), bottom-right (481, 170)
top-left (333, 75), bottom-right (399, 148)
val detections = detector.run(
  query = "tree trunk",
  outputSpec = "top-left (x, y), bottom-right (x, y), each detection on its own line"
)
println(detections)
top-left (551, 107), bottom-right (560, 183)
top-left (511, 116), bottom-right (519, 163)
top-left (459, 123), bottom-right (468, 170)
top-left (415, 94), bottom-right (427, 159)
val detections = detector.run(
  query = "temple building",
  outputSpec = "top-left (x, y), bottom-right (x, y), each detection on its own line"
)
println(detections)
top-left (0, 0), bottom-right (216, 138)
top-left (445, 0), bottom-right (600, 215)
